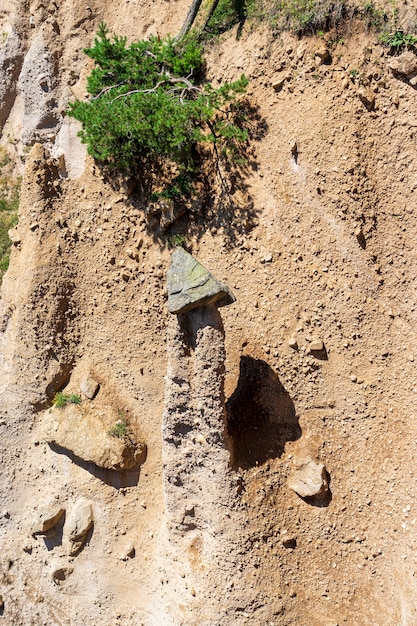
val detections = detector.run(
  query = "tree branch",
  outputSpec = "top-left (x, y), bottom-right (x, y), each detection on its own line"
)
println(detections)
top-left (108, 74), bottom-right (203, 104)
top-left (91, 81), bottom-right (127, 101)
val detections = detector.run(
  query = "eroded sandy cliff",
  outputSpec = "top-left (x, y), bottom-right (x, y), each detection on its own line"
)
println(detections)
top-left (1, 0), bottom-right (417, 624)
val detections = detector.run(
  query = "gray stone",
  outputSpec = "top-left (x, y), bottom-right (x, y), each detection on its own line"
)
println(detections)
top-left (32, 505), bottom-right (65, 535)
top-left (80, 376), bottom-right (99, 399)
top-left (288, 458), bottom-right (329, 498)
top-left (167, 247), bottom-right (235, 315)
top-left (65, 500), bottom-right (94, 556)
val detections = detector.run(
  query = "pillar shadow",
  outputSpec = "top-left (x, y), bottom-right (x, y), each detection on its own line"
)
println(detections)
top-left (226, 356), bottom-right (301, 470)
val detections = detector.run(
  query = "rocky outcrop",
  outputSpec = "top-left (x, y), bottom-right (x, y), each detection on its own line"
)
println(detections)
top-left (43, 404), bottom-right (146, 470)
top-left (18, 33), bottom-right (61, 145)
top-left (166, 247), bottom-right (235, 314)
top-left (0, 29), bottom-right (24, 130)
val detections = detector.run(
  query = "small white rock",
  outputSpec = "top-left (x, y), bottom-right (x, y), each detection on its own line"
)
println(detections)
top-left (288, 337), bottom-right (298, 349)
top-left (288, 458), bottom-right (329, 498)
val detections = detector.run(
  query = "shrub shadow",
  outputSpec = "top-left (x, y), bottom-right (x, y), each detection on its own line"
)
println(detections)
top-left (182, 99), bottom-right (267, 250)
top-left (98, 99), bottom-right (267, 251)
top-left (48, 442), bottom-right (141, 489)
top-left (226, 355), bottom-right (301, 470)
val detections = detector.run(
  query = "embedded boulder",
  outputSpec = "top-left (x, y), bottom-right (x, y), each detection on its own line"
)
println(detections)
top-left (65, 500), bottom-right (93, 556)
top-left (288, 458), bottom-right (329, 498)
top-left (50, 116), bottom-right (87, 179)
top-left (18, 33), bottom-right (61, 144)
top-left (389, 51), bottom-right (417, 85)
top-left (31, 505), bottom-right (65, 535)
top-left (167, 247), bottom-right (235, 314)
top-left (43, 404), bottom-right (146, 470)
top-left (79, 376), bottom-right (100, 399)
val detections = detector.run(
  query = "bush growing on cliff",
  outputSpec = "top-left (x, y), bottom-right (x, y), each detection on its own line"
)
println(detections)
top-left (0, 152), bottom-right (20, 284)
top-left (0, 211), bottom-right (17, 282)
top-left (53, 392), bottom-right (82, 407)
top-left (68, 24), bottom-right (248, 196)
top-left (379, 30), bottom-right (417, 50)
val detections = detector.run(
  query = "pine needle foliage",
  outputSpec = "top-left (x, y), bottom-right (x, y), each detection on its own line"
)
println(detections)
top-left (68, 24), bottom-right (248, 180)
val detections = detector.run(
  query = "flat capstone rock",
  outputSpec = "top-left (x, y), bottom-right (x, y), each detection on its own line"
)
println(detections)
top-left (167, 247), bottom-right (235, 315)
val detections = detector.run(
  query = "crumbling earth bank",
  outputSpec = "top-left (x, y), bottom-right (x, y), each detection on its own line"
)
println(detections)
top-left (0, 0), bottom-right (417, 624)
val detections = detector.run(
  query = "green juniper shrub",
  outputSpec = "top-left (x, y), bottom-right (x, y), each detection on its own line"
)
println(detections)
top-left (108, 409), bottom-right (134, 441)
top-left (363, 1), bottom-right (388, 31)
top-left (68, 24), bottom-right (248, 200)
top-left (150, 172), bottom-right (194, 202)
top-left (108, 421), bottom-right (129, 439)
